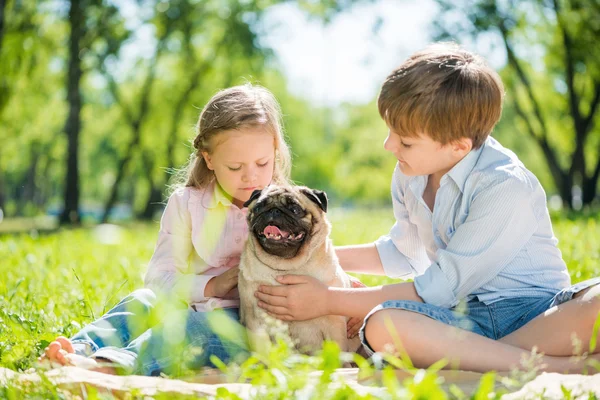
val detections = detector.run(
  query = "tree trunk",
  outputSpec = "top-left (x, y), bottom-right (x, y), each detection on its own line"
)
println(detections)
top-left (101, 133), bottom-right (138, 223)
top-left (0, 0), bottom-right (6, 56)
top-left (137, 150), bottom-right (162, 220)
top-left (140, 184), bottom-right (163, 220)
top-left (582, 161), bottom-right (600, 206)
top-left (59, 0), bottom-right (83, 225)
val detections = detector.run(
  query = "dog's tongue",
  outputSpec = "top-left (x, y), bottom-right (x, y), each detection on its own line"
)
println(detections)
top-left (263, 225), bottom-right (290, 238)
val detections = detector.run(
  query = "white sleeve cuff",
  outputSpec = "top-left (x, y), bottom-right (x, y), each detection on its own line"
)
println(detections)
top-left (190, 274), bottom-right (215, 303)
top-left (414, 263), bottom-right (457, 308)
top-left (374, 235), bottom-right (414, 279)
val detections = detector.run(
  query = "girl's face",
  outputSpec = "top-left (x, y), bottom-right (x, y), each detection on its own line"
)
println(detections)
top-left (202, 126), bottom-right (275, 208)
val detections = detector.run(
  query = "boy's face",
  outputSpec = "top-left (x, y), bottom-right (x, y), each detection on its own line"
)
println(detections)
top-left (383, 128), bottom-right (471, 179)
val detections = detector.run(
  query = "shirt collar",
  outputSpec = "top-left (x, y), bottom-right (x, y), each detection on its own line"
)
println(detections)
top-left (445, 138), bottom-right (487, 193)
top-left (202, 181), bottom-right (233, 209)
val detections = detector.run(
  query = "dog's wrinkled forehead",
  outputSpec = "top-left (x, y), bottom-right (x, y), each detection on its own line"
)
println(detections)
top-left (252, 186), bottom-right (300, 209)
top-left (244, 184), bottom-right (328, 214)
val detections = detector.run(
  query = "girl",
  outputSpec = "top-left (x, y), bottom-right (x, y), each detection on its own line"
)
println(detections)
top-left (41, 83), bottom-right (292, 376)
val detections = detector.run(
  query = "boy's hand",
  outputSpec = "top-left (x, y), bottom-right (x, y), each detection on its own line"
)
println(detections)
top-left (255, 275), bottom-right (329, 321)
top-left (205, 267), bottom-right (239, 298)
top-left (347, 276), bottom-right (366, 338)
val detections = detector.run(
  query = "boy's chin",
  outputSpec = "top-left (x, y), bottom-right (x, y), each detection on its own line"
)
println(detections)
top-left (398, 163), bottom-right (416, 175)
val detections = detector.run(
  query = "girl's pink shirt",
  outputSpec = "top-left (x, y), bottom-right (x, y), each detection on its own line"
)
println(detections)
top-left (144, 182), bottom-right (248, 311)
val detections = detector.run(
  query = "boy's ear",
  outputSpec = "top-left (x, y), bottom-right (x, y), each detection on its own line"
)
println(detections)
top-left (201, 152), bottom-right (214, 170)
top-left (243, 189), bottom-right (262, 208)
top-left (453, 138), bottom-right (473, 154)
top-left (300, 188), bottom-right (328, 213)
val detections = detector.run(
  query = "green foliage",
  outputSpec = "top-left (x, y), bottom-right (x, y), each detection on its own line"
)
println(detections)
top-left (1, 0), bottom-right (400, 220)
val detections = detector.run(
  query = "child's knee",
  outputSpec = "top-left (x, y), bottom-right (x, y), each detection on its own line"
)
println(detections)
top-left (582, 292), bottom-right (600, 323)
top-left (364, 310), bottom-right (395, 350)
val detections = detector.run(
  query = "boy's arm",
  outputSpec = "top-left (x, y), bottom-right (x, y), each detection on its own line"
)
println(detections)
top-left (336, 165), bottom-right (429, 278)
top-left (376, 165), bottom-right (430, 277)
top-left (256, 275), bottom-right (423, 320)
top-left (335, 244), bottom-right (386, 275)
top-left (327, 282), bottom-right (423, 317)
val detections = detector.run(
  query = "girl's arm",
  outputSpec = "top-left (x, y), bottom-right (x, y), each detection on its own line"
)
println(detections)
top-left (144, 188), bottom-right (211, 302)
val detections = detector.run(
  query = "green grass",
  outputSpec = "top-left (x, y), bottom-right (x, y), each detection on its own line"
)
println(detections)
top-left (1, 209), bottom-right (600, 398)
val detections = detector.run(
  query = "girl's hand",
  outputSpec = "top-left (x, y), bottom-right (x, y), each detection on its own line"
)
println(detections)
top-left (348, 275), bottom-right (366, 289)
top-left (205, 267), bottom-right (239, 298)
top-left (222, 286), bottom-right (239, 300)
top-left (347, 276), bottom-right (366, 338)
top-left (255, 275), bottom-right (329, 321)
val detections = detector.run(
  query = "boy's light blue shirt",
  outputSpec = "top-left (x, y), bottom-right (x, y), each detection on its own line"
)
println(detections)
top-left (375, 136), bottom-right (571, 308)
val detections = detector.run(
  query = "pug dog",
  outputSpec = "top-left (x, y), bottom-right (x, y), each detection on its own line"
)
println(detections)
top-left (238, 184), bottom-right (361, 354)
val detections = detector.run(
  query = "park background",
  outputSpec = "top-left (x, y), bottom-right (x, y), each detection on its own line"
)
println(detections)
top-left (1, 0), bottom-right (600, 397)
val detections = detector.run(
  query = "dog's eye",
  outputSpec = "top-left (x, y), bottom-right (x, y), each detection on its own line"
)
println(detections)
top-left (289, 204), bottom-right (302, 215)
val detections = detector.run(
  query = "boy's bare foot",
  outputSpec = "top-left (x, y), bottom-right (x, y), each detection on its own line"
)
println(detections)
top-left (38, 336), bottom-right (117, 374)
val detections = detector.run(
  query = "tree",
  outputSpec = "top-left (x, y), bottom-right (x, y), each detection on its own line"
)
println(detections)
top-left (0, 0), bottom-right (6, 55)
top-left (433, 0), bottom-right (600, 209)
top-left (60, 0), bottom-right (84, 225)
top-left (59, 0), bottom-right (128, 225)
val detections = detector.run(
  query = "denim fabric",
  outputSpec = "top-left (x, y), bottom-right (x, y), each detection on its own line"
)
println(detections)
top-left (71, 288), bottom-right (158, 359)
top-left (359, 277), bottom-right (600, 357)
top-left (70, 289), bottom-right (249, 375)
top-left (136, 307), bottom-right (249, 376)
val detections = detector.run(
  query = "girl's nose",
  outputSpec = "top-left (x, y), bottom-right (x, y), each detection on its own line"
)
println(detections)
top-left (242, 167), bottom-right (257, 183)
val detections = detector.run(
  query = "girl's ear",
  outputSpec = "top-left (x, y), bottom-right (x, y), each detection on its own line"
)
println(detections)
top-left (201, 152), bottom-right (214, 170)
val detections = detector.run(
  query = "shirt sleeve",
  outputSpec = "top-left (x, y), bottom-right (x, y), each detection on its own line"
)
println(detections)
top-left (375, 166), bottom-right (430, 278)
top-left (144, 189), bottom-right (212, 303)
top-left (414, 176), bottom-right (539, 308)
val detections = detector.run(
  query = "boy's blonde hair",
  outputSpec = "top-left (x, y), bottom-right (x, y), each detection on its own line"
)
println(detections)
top-left (183, 84), bottom-right (291, 189)
top-left (378, 42), bottom-right (505, 149)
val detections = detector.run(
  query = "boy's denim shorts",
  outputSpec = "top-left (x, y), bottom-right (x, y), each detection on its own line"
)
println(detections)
top-left (359, 277), bottom-right (600, 357)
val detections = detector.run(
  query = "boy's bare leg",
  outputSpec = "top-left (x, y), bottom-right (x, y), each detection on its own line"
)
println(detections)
top-left (499, 284), bottom-right (600, 356)
top-left (39, 336), bottom-right (117, 374)
top-left (365, 309), bottom-right (589, 373)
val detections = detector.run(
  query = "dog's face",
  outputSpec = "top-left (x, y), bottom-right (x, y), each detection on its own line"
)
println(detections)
top-left (244, 185), bottom-right (328, 260)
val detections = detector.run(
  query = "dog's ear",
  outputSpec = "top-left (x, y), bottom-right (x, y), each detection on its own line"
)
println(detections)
top-left (244, 189), bottom-right (262, 208)
top-left (300, 188), bottom-right (328, 213)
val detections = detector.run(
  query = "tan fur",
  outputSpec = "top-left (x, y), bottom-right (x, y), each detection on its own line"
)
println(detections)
top-left (238, 185), bottom-right (361, 353)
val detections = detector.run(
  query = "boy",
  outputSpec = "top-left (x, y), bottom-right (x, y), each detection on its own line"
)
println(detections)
top-left (255, 42), bottom-right (600, 373)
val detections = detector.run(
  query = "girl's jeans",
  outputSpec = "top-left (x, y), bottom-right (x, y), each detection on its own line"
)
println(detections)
top-left (70, 289), bottom-right (249, 376)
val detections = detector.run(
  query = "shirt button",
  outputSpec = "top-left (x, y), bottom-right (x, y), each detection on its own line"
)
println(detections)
top-left (237, 213), bottom-right (243, 220)
top-left (235, 237), bottom-right (241, 244)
